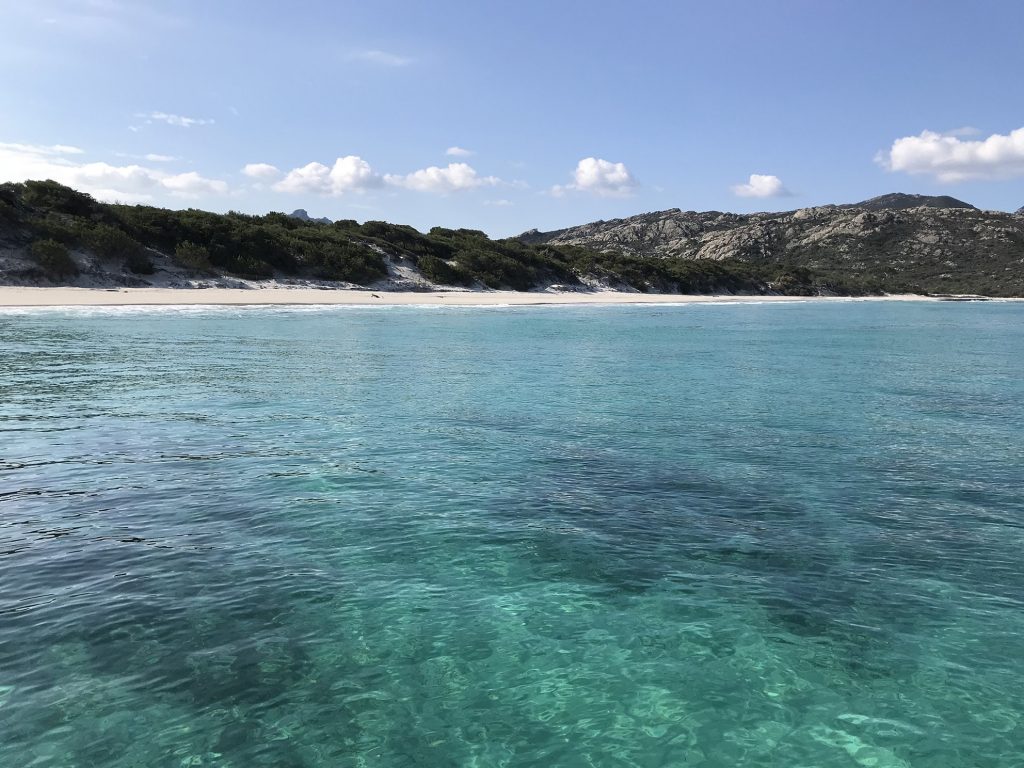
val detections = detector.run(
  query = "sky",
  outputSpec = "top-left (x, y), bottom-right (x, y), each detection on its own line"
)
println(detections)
top-left (1, 0), bottom-right (1023, 237)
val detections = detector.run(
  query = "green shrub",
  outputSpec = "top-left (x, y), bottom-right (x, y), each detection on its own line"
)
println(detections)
top-left (233, 227), bottom-right (298, 273)
top-left (88, 223), bottom-right (141, 259)
top-left (454, 248), bottom-right (537, 289)
top-left (23, 180), bottom-right (99, 217)
top-left (30, 215), bottom-right (86, 247)
top-left (125, 250), bottom-right (155, 274)
top-left (311, 241), bottom-right (388, 283)
top-left (230, 256), bottom-right (274, 279)
top-left (360, 221), bottom-right (452, 260)
top-left (30, 239), bottom-right (78, 278)
top-left (417, 255), bottom-right (471, 286)
top-left (261, 212), bottom-right (300, 229)
top-left (174, 241), bottom-right (214, 273)
top-left (0, 192), bottom-right (18, 225)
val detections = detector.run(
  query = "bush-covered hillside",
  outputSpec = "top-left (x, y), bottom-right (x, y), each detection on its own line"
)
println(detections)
top-left (522, 198), bottom-right (1024, 297)
top-left (0, 180), bottom-right (899, 294)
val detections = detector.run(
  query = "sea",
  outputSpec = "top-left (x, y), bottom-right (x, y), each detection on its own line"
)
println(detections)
top-left (1, 300), bottom-right (1022, 767)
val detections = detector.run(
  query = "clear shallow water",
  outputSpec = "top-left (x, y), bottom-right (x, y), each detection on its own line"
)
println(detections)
top-left (1, 301), bottom-right (1023, 767)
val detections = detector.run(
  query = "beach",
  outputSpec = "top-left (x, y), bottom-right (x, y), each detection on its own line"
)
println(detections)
top-left (0, 286), bottom-right (937, 307)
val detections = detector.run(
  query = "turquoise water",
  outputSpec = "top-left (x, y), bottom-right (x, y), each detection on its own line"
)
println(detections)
top-left (1, 300), bottom-right (1023, 767)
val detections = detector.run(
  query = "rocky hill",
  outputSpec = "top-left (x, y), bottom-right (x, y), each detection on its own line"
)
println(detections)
top-left (0, 180), bottom-right (789, 295)
top-left (519, 195), bottom-right (1024, 296)
top-left (289, 209), bottom-right (332, 224)
top-left (838, 193), bottom-right (976, 211)
top-left (3, 181), bottom-right (1023, 296)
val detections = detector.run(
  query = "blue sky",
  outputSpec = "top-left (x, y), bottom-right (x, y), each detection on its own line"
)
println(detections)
top-left (2, 0), bottom-right (1022, 236)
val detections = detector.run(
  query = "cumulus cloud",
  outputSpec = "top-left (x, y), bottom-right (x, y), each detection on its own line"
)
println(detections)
top-left (242, 162), bottom-right (281, 180)
top-left (138, 111), bottom-right (214, 128)
top-left (348, 50), bottom-right (412, 67)
top-left (552, 157), bottom-right (637, 197)
top-left (385, 163), bottom-right (500, 193)
top-left (273, 156), bottom-right (382, 195)
top-left (265, 156), bottom-right (501, 196)
top-left (731, 174), bottom-right (790, 198)
top-left (944, 126), bottom-right (981, 138)
top-left (446, 146), bottom-right (474, 157)
top-left (161, 171), bottom-right (228, 196)
top-left (0, 141), bottom-right (229, 201)
top-left (878, 126), bottom-right (1024, 182)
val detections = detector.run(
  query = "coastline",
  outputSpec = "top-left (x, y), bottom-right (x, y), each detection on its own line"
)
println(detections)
top-left (0, 286), bottom-right (941, 308)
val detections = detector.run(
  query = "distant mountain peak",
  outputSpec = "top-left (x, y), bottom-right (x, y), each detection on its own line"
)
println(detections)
top-left (289, 209), bottom-right (332, 224)
top-left (846, 193), bottom-right (976, 211)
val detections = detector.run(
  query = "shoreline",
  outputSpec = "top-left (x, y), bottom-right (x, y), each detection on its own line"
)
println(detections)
top-left (0, 286), bottom-right (946, 308)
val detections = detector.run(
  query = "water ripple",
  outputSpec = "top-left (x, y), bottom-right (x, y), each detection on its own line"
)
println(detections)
top-left (1, 303), bottom-right (1023, 766)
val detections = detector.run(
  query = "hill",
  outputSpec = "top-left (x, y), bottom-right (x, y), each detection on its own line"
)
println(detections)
top-left (0, 180), bottom-right (803, 295)
top-left (519, 196), bottom-right (1024, 296)
top-left (289, 209), bottom-right (333, 224)
top-left (842, 193), bottom-right (976, 211)
top-left (2, 180), bottom-right (1022, 296)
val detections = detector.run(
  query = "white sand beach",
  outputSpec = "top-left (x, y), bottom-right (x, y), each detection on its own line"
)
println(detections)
top-left (0, 287), bottom-right (939, 308)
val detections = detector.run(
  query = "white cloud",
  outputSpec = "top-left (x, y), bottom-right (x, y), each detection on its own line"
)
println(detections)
top-left (384, 162), bottom-right (500, 193)
top-left (878, 126), bottom-right (1024, 182)
top-left (731, 174), bottom-right (790, 198)
top-left (0, 141), bottom-right (229, 201)
top-left (265, 157), bottom-right (500, 196)
top-left (944, 126), bottom-right (981, 138)
top-left (66, 163), bottom-right (161, 195)
top-left (114, 152), bottom-right (176, 162)
top-left (138, 111), bottom-right (214, 128)
top-left (0, 142), bottom-right (84, 156)
top-left (161, 171), bottom-right (228, 197)
top-left (446, 146), bottom-right (474, 157)
top-left (242, 162), bottom-right (281, 180)
top-left (349, 50), bottom-right (412, 67)
top-left (483, 199), bottom-right (513, 207)
top-left (273, 156), bottom-right (382, 195)
top-left (552, 157), bottom-right (637, 197)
